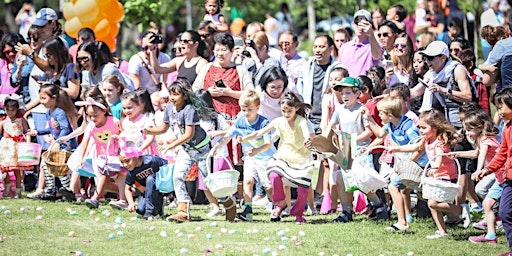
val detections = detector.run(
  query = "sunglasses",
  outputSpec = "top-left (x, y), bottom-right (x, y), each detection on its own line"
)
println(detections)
top-left (425, 55), bottom-right (440, 61)
top-left (278, 41), bottom-right (292, 48)
top-left (199, 33), bottom-right (210, 39)
top-left (450, 48), bottom-right (461, 54)
top-left (393, 43), bottom-right (407, 49)
top-left (77, 56), bottom-right (90, 63)
top-left (141, 46), bottom-right (155, 51)
top-left (172, 47), bottom-right (185, 53)
top-left (180, 39), bottom-right (194, 44)
top-left (2, 49), bottom-right (15, 55)
top-left (377, 33), bottom-right (390, 38)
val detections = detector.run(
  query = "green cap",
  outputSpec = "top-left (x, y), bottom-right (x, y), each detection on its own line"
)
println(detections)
top-left (334, 77), bottom-right (361, 90)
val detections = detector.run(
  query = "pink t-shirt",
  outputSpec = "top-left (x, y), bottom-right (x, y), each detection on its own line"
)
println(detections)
top-left (84, 116), bottom-right (120, 156)
top-left (481, 136), bottom-right (506, 183)
top-left (121, 113), bottom-right (157, 155)
top-left (338, 38), bottom-right (380, 77)
top-left (425, 138), bottom-right (458, 180)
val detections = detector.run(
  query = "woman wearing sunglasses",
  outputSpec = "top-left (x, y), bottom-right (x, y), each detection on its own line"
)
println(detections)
top-left (386, 33), bottom-right (414, 88)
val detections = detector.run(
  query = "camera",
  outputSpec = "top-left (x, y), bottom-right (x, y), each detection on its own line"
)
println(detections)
top-left (242, 39), bottom-right (257, 57)
top-left (150, 33), bottom-right (163, 44)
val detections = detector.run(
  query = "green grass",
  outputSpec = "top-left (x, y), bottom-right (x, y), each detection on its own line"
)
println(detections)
top-left (0, 198), bottom-right (507, 256)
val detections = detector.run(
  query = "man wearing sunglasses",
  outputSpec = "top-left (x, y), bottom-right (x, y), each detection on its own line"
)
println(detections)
top-left (377, 20), bottom-right (399, 65)
top-left (128, 32), bottom-right (171, 94)
top-left (338, 9), bottom-right (382, 77)
top-left (278, 31), bottom-right (305, 87)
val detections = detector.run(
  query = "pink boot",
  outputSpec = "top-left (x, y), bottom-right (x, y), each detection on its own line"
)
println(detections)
top-left (320, 190), bottom-right (332, 214)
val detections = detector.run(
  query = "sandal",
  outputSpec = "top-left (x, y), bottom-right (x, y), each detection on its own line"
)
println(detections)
top-left (385, 223), bottom-right (409, 232)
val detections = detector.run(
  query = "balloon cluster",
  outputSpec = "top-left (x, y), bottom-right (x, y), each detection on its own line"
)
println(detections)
top-left (63, 0), bottom-right (124, 51)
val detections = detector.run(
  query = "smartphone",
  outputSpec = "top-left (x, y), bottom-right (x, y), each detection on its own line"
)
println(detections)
top-left (215, 79), bottom-right (226, 88)
top-left (386, 60), bottom-right (394, 69)
top-left (234, 37), bottom-right (244, 47)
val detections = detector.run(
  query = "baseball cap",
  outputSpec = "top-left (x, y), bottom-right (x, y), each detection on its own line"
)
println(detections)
top-left (334, 77), bottom-right (361, 90)
top-left (420, 41), bottom-right (449, 57)
top-left (354, 10), bottom-right (371, 22)
top-left (32, 8), bottom-right (58, 27)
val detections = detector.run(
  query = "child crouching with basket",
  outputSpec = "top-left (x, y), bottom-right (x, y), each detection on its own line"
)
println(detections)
top-left (389, 109), bottom-right (462, 239)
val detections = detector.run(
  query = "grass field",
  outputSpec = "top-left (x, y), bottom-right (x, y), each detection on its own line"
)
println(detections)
top-left (0, 197), bottom-right (508, 256)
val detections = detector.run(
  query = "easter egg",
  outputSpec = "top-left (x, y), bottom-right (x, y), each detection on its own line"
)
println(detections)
top-left (36, 206), bottom-right (43, 211)
top-left (277, 230), bottom-right (286, 236)
top-left (177, 232), bottom-right (184, 237)
top-left (291, 236), bottom-right (298, 241)
top-left (281, 236), bottom-right (288, 241)
top-left (116, 231), bottom-right (124, 236)
top-left (278, 245), bottom-right (287, 250)
top-left (89, 210), bottom-right (96, 216)
top-left (252, 229), bottom-right (259, 233)
top-left (68, 231), bottom-right (76, 237)
top-left (318, 252), bottom-right (326, 256)
top-left (187, 234), bottom-right (195, 239)
top-left (262, 248), bottom-right (271, 254)
top-left (271, 252), bottom-right (279, 256)
top-left (149, 226), bottom-right (155, 231)
top-left (115, 217), bottom-right (124, 224)
top-left (180, 248), bottom-right (188, 254)
top-left (264, 237), bottom-right (270, 241)
top-left (108, 233), bottom-right (115, 239)
top-left (214, 244), bottom-right (224, 249)
top-left (206, 233), bottom-right (212, 240)
top-left (36, 215), bottom-right (43, 220)
top-left (174, 229), bottom-right (181, 234)
top-left (160, 231), bottom-right (167, 237)
top-left (220, 228), bottom-right (227, 233)
top-left (228, 229), bottom-right (237, 234)
top-left (407, 252), bottom-right (415, 256)
top-left (113, 224), bottom-right (120, 230)
top-left (105, 212), bottom-right (112, 217)
top-left (20, 207), bottom-right (26, 212)
top-left (66, 208), bottom-right (72, 212)
top-left (195, 226), bottom-right (203, 231)
top-left (4, 210), bottom-right (11, 215)
top-left (75, 251), bottom-right (83, 256)
top-left (147, 216), bottom-right (153, 221)
top-left (130, 217), bottom-right (138, 221)
top-left (121, 223), bottom-right (127, 228)
top-left (70, 211), bottom-right (78, 216)
top-left (0, 206), bottom-right (5, 210)
top-left (246, 229), bottom-right (253, 234)
top-left (298, 231), bottom-right (306, 236)
top-left (95, 217), bottom-right (100, 222)
top-left (211, 221), bottom-right (218, 227)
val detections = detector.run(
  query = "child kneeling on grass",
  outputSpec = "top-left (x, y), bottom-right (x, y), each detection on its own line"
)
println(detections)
top-left (120, 152), bottom-right (167, 220)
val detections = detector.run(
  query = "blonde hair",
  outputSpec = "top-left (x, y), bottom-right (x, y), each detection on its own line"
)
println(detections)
top-left (252, 31), bottom-right (269, 50)
top-left (377, 97), bottom-right (402, 118)
top-left (239, 90), bottom-right (260, 107)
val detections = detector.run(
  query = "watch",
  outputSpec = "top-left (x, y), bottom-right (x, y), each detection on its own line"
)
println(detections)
top-left (28, 51), bottom-right (35, 59)
top-left (447, 88), bottom-right (453, 97)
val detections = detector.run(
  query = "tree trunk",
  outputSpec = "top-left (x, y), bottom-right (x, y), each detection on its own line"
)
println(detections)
top-left (307, 0), bottom-right (315, 40)
top-left (5, 3), bottom-right (18, 33)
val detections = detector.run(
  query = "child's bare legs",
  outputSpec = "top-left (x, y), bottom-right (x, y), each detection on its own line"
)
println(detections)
top-left (13, 170), bottom-right (24, 198)
top-left (243, 177), bottom-right (255, 205)
top-left (307, 187), bottom-right (316, 213)
top-left (429, 206), bottom-right (448, 234)
top-left (388, 184), bottom-right (408, 229)
top-left (338, 173), bottom-right (354, 212)
top-left (403, 188), bottom-right (412, 216)
top-left (428, 200), bottom-right (462, 233)
top-left (285, 186), bottom-right (292, 210)
top-left (204, 189), bottom-right (220, 212)
top-left (484, 197), bottom-right (498, 236)
top-left (114, 173), bottom-right (126, 201)
top-left (90, 174), bottom-right (108, 201)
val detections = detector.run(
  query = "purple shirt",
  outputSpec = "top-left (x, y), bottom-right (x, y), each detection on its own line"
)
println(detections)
top-left (338, 38), bottom-right (379, 77)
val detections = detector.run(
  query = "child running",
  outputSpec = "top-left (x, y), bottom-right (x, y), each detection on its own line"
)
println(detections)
top-left (0, 98), bottom-right (31, 198)
top-left (243, 91), bottom-right (315, 224)
top-left (210, 89), bottom-right (276, 222)
top-left (389, 109), bottom-right (461, 239)
top-left (473, 88), bottom-right (512, 253)
top-left (146, 79), bottom-right (237, 222)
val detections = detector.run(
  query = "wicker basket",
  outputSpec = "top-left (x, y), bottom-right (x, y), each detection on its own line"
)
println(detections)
top-left (395, 159), bottom-right (424, 191)
top-left (420, 155), bottom-right (460, 203)
top-left (42, 151), bottom-right (71, 176)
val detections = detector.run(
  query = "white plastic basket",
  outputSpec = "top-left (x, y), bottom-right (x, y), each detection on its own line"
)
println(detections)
top-left (420, 154), bottom-right (460, 203)
top-left (348, 146), bottom-right (388, 194)
top-left (203, 156), bottom-right (239, 198)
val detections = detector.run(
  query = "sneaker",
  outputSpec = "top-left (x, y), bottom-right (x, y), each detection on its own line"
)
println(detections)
top-left (27, 190), bottom-right (43, 199)
top-left (426, 230), bottom-right (448, 239)
top-left (206, 208), bottom-right (222, 219)
top-left (270, 205), bottom-right (284, 222)
top-left (305, 205), bottom-right (319, 216)
top-left (333, 210), bottom-right (353, 223)
top-left (461, 204), bottom-right (471, 229)
top-left (109, 200), bottom-right (129, 210)
top-left (142, 211), bottom-right (160, 220)
top-left (40, 193), bottom-right (56, 201)
top-left (59, 188), bottom-right (75, 202)
top-left (468, 234), bottom-right (498, 244)
top-left (406, 214), bottom-right (414, 223)
top-left (85, 199), bottom-right (99, 209)
top-left (252, 196), bottom-right (270, 207)
top-left (473, 219), bottom-right (488, 230)
top-left (281, 207), bottom-right (291, 216)
top-left (237, 205), bottom-right (253, 222)
top-left (368, 203), bottom-right (389, 221)
top-left (14, 188), bottom-right (22, 199)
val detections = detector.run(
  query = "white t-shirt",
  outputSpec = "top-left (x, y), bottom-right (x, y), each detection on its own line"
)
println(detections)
top-left (82, 62), bottom-right (126, 87)
top-left (128, 52), bottom-right (171, 94)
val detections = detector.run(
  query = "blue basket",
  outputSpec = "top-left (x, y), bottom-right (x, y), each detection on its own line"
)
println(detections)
top-left (76, 158), bottom-right (95, 177)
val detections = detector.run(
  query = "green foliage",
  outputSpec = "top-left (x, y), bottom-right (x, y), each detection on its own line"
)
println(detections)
top-left (121, 0), bottom-right (165, 28)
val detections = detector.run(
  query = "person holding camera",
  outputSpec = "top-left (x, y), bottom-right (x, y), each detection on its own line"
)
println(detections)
top-left (128, 32), bottom-right (171, 94)
top-left (149, 30), bottom-right (209, 85)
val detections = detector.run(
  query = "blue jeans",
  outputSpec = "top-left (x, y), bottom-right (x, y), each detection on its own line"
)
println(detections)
top-left (173, 145), bottom-right (210, 203)
top-left (136, 174), bottom-right (164, 215)
top-left (499, 181), bottom-right (512, 250)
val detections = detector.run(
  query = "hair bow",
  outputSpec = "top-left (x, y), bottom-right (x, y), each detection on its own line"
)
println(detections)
top-left (74, 97), bottom-right (106, 110)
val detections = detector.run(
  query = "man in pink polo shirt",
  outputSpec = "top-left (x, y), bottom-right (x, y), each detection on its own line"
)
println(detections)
top-left (338, 9), bottom-right (382, 77)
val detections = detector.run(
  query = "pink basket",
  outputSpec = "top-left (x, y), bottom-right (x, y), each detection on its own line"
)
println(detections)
top-left (17, 142), bottom-right (42, 166)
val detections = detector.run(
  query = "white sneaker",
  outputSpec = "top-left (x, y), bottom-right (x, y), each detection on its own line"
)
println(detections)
top-left (426, 230), bottom-right (448, 239)
top-left (282, 207), bottom-right (290, 216)
top-left (206, 208), bottom-right (222, 218)
top-left (461, 204), bottom-right (471, 229)
top-left (252, 196), bottom-right (270, 207)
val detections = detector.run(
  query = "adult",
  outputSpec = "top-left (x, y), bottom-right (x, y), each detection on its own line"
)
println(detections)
top-left (96, 41), bottom-right (133, 91)
top-left (278, 31), bottom-right (306, 89)
top-left (377, 20), bottom-right (400, 64)
top-left (263, 11), bottom-right (281, 48)
top-left (480, 0), bottom-right (507, 60)
top-left (418, 0), bottom-right (446, 36)
top-left (438, 17), bottom-right (463, 46)
top-left (387, 33), bottom-right (414, 87)
top-left (166, 39), bottom-right (185, 85)
top-left (338, 9), bottom-right (382, 77)
top-left (192, 33), bottom-right (253, 165)
top-left (77, 41), bottom-right (126, 87)
top-left (31, 8), bottom-right (68, 49)
top-left (68, 28), bottom-right (95, 64)
top-left (448, 37), bottom-right (471, 58)
top-left (416, 31), bottom-right (437, 49)
top-left (0, 33), bottom-right (26, 97)
top-left (275, 3), bottom-right (293, 33)
top-left (15, 2), bottom-right (35, 41)
top-left (371, 7), bottom-right (385, 32)
top-left (128, 32), bottom-right (171, 94)
top-left (12, 27), bottom-right (39, 106)
top-left (296, 34), bottom-right (339, 134)
top-left (243, 31), bottom-right (280, 89)
top-left (150, 30), bottom-right (209, 86)
top-left (197, 20), bottom-right (216, 60)
top-left (480, 25), bottom-right (512, 89)
top-left (245, 21), bottom-right (281, 60)
top-left (332, 28), bottom-right (352, 59)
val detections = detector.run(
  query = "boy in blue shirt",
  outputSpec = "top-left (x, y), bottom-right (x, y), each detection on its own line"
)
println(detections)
top-left (210, 90), bottom-right (276, 222)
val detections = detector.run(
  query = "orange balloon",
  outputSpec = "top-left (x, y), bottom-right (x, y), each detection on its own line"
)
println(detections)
top-left (230, 18), bottom-right (246, 35)
top-left (107, 23), bottom-right (120, 38)
top-left (97, 36), bottom-right (116, 52)
top-left (62, 2), bottom-right (76, 21)
top-left (75, 0), bottom-right (99, 23)
top-left (94, 19), bottom-right (111, 38)
top-left (64, 17), bottom-right (82, 38)
top-left (105, 1), bottom-right (124, 22)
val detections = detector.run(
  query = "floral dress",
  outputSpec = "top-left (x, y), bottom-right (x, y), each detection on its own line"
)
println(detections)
top-left (0, 115), bottom-right (32, 171)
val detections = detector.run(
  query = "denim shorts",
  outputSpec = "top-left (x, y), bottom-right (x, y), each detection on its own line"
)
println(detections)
top-left (486, 180), bottom-right (503, 200)
top-left (389, 173), bottom-right (405, 190)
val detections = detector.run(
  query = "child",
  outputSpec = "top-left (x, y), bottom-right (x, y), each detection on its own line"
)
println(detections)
top-left (243, 91), bottom-right (314, 224)
top-left (197, 89), bottom-right (232, 218)
top-left (363, 96), bottom-right (427, 231)
top-left (210, 90), bottom-right (276, 222)
top-left (328, 77), bottom-right (387, 223)
top-left (319, 66), bottom-right (349, 214)
top-left (69, 96), bottom-right (126, 210)
top-left (448, 111), bottom-right (501, 244)
top-left (120, 89), bottom-right (157, 155)
top-left (389, 109), bottom-right (461, 239)
top-left (27, 83), bottom-right (79, 200)
top-left (203, 0), bottom-right (228, 33)
top-left (146, 79), bottom-right (237, 222)
top-left (0, 98), bottom-right (31, 198)
top-left (120, 153), bottom-right (167, 220)
top-left (100, 75), bottom-right (125, 120)
top-left (473, 88), bottom-right (512, 252)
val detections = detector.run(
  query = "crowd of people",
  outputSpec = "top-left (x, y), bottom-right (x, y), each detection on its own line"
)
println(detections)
top-left (1, 1), bottom-right (512, 255)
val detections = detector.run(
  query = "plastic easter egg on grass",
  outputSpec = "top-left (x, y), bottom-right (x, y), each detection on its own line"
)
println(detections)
top-left (116, 231), bottom-right (124, 236)
top-left (68, 231), bottom-right (76, 237)
top-left (195, 226), bottom-right (203, 231)
top-left (113, 224), bottom-right (120, 230)
top-left (174, 229), bottom-right (181, 234)
top-left (4, 210), bottom-right (11, 215)
top-left (206, 233), bottom-right (212, 240)
top-left (211, 221), bottom-right (218, 227)
top-left (70, 211), bottom-right (78, 216)
top-left (228, 229), bottom-right (237, 234)
top-left (149, 226), bottom-right (155, 231)
top-left (95, 217), bottom-right (100, 222)
top-left (160, 231), bottom-right (167, 237)
top-left (407, 252), bottom-right (415, 256)
top-left (114, 217), bottom-right (123, 224)
top-left (89, 210), bottom-right (96, 216)
top-left (121, 223), bottom-right (126, 228)
top-left (187, 234), bottom-right (195, 239)
top-left (271, 252), bottom-right (279, 256)
top-left (36, 215), bottom-right (43, 220)
top-left (278, 245), bottom-right (287, 250)
top-left (262, 248), bottom-right (271, 254)
top-left (19, 207), bottom-right (26, 212)
top-left (36, 206), bottom-right (43, 211)
top-left (108, 233), bottom-right (115, 239)
top-left (130, 216), bottom-right (138, 221)
top-left (177, 232), bottom-right (184, 237)
top-left (0, 206), bottom-right (5, 210)
top-left (298, 231), bottom-right (306, 236)
top-left (220, 228), bottom-right (227, 233)
top-left (214, 244), bottom-right (224, 249)
top-left (75, 251), bottom-right (84, 256)
top-left (318, 252), bottom-right (326, 256)
top-left (180, 248), bottom-right (188, 254)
